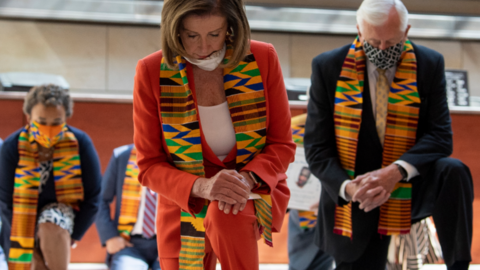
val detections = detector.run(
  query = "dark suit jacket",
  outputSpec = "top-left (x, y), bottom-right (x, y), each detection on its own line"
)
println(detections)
top-left (304, 42), bottom-right (452, 262)
top-left (95, 144), bottom-right (136, 246)
top-left (0, 126), bottom-right (102, 256)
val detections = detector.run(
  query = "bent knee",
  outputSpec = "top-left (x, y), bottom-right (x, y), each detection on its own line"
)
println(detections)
top-left (37, 222), bottom-right (69, 240)
top-left (435, 157), bottom-right (470, 175)
top-left (434, 157), bottom-right (473, 191)
top-left (204, 201), bottom-right (256, 233)
top-left (111, 255), bottom-right (149, 270)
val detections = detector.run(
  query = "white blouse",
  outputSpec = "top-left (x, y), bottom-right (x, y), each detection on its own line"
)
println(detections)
top-left (197, 102), bottom-right (236, 161)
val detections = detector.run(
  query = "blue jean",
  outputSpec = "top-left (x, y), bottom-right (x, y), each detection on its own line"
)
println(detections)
top-left (0, 242), bottom-right (6, 270)
top-left (109, 236), bottom-right (160, 270)
top-left (0, 258), bottom-right (6, 270)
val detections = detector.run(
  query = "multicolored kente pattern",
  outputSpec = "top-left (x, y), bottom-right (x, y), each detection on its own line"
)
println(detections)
top-left (117, 147), bottom-right (142, 240)
top-left (292, 125), bottom-right (305, 146)
top-left (291, 114), bottom-right (317, 229)
top-left (180, 204), bottom-right (207, 269)
top-left (333, 37), bottom-right (419, 239)
top-left (299, 211), bottom-right (317, 229)
top-left (159, 43), bottom-right (272, 269)
top-left (30, 121), bottom-right (65, 149)
top-left (9, 125), bottom-right (83, 270)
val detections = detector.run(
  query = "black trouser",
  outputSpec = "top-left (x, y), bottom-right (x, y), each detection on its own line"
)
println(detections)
top-left (300, 249), bottom-right (335, 270)
top-left (336, 157), bottom-right (473, 270)
top-left (335, 233), bottom-right (390, 270)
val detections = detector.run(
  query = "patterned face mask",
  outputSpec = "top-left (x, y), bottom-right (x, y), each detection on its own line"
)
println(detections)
top-left (30, 121), bottom-right (65, 148)
top-left (363, 41), bottom-right (404, 70)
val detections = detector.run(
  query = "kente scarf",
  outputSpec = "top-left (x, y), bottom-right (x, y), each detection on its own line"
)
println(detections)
top-left (159, 43), bottom-right (272, 269)
top-left (292, 115), bottom-right (317, 230)
top-left (117, 147), bottom-right (142, 240)
top-left (333, 37), bottom-right (419, 239)
top-left (9, 125), bottom-right (83, 270)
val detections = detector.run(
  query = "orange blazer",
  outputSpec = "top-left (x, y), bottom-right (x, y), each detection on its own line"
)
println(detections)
top-left (133, 40), bottom-right (295, 258)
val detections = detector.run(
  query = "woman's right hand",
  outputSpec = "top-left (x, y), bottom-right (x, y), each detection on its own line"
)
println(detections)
top-left (191, 169), bottom-right (250, 205)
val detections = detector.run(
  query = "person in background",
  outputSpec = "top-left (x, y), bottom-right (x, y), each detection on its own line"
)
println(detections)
top-left (289, 114), bottom-right (334, 270)
top-left (132, 0), bottom-right (296, 269)
top-left (0, 84), bottom-right (102, 269)
top-left (0, 138), bottom-right (5, 270)
top-left (304, 0), bottom-right (473, 269)
top-left (96, 144), bottom-right (160, 270)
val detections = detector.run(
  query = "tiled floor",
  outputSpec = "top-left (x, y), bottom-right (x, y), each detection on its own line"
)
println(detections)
top-left (422, 264), bottom-right (480, 270)
top-left (67, 264), bottom-right (290, 270)
top-left (68, 263), bottom-right (480, 270)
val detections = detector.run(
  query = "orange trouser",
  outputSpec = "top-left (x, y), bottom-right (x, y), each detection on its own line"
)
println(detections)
top-left (160, 200), bottom-right (260, 270)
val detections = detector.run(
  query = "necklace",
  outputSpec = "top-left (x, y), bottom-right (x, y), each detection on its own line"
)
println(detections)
top-left (38, 146), bottom-right (54, 159)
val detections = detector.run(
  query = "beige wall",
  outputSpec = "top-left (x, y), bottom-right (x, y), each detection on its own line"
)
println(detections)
top-left (246, 0), bottom-right (480, 16)
top-left (0, 20), bottom-right (160, 94)
top-left (1, 19), bottom-right (480, 96)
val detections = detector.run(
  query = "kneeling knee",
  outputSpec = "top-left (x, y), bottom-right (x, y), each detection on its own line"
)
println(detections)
top-left (435, 157), bottom-right (470, 176)
top-left (204, 201), bottom-right (256, 233)
top-left (37, 222), bottom-right (69, 241)
top-left (204, 201), bottom-right (228, 232)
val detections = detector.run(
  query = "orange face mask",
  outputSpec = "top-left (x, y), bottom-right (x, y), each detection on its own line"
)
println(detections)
top-left (30, 120), bottom-right (66, 148)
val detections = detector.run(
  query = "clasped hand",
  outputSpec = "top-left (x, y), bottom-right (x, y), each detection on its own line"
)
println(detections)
top-left (191, 169), bottom-right (254, 215)
top-left (106, 236), bottom-right (133, 254)
top-left (345, 164), bottom-right (403, 212)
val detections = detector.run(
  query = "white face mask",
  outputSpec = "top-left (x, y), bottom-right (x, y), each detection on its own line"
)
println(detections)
top-left (184, 43), bottom-right (226, 71)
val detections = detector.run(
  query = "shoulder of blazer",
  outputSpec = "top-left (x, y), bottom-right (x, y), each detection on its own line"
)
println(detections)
top-left (311, 43), bottom-right (352, 100)
top-left (250, 40), bottom-right (271, 54)
top-left (249, 40), bottom-right (273, 68)
top-left (411, 42), bottom-right (445, 99)
top-left (140, 50), bottom-right (164, 72)
top-left (312, 44), bottom-right (351, 73)
top-left (311, 44), bottom-right (352, 97)
top-left (411, 41), bottom-right (444, 69)
top-left (3, 128), bottom-right (23, 148)
top-left (66, 125), bottom-right (94, 149)
top-left (113, 144), bottom-right (134, 160)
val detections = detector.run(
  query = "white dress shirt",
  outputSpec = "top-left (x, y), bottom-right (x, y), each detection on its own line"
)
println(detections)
top-left (338, 60), bottom-right (420, 201)
top-left (131, 187), bottom-right (157, 235)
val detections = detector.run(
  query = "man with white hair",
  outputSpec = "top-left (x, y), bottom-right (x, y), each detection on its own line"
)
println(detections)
top-left (304, 0), bottom-right (473, 269)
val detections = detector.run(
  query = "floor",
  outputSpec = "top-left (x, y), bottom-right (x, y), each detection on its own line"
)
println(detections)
top-left (67, 263), bottom-right (480, 270)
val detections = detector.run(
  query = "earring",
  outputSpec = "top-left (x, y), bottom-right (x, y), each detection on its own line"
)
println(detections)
top-left (226, 28), bottom-right (234, 43)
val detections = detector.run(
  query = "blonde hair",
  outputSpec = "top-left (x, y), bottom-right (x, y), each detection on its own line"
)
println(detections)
top-left (161, 0), bottom-right (250, 69)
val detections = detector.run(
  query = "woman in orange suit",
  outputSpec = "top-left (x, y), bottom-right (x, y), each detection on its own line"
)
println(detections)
top-left (133, 0), bottom-right (295, 269)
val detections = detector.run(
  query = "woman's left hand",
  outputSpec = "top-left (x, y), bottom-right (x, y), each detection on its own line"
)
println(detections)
top-left (218, 171), bottom-right (255, 215)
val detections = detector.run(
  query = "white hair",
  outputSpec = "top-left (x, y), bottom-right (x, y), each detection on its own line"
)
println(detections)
top-left (357, 0), bottom-right (408, 32)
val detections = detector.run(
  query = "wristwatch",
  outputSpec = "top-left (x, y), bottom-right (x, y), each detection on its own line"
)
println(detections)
top-left (395, 164), bottom-right (408, 181)
top-left (249, 171), bottom-right (261, 189)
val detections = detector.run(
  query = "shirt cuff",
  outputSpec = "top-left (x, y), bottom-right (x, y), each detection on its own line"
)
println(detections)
top-left (394, 160), bottom-right (419, 181)
top-left (339, 180), bottom-right (352, 201)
